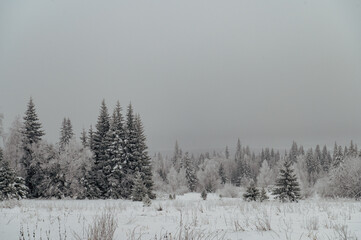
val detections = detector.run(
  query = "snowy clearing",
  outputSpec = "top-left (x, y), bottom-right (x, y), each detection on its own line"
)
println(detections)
top-left (1, 193), bottom-right (361, 240)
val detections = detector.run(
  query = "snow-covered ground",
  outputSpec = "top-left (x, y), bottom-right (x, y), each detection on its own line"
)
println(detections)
top-left (1, 193), bottom-right (361, 240)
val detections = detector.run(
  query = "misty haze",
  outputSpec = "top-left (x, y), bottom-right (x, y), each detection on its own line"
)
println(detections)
top-left (1, 1), bottom-right (361, 239)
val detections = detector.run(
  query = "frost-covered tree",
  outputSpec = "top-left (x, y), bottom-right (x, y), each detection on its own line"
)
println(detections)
top-left (184, 152), bottom-right (197, 192)
top-left (22, 98), bottom-right (44, 146)
top-left (21, 98), bottom-right (44, 197)
top-left (134, 114), bottom-right (154, 199)
top-left (197, 160), bottom-right (220, 192)
top-left (46, 140), bottom-right (93, 199)
top-left (105, 101), bottom-right (125, 199)
top-left (27, 141), bottom-right (57, 198)
top-left (218, 162), bottom-right (227, 184)
top-left (273, 159), bottom-right (301, 202)
top-left (225, 146), bottom-right (229, 159)
top-left (167, 166), bottom-right (188, 194)
top-left (325, 157), bottom-right (361, 199)
top-left (243, 182), bottom-right (259, 202)
top-left (259, 187), bottom-right (269, 202)
top-left (88, 125), bottom-right (94, 151)
top-left (80, 128), bottom-right (87, 148)
top-left (90, 100), bottom-right (111, 198)
top-left (0, 148), bottom-right (28, 200)
top-left (305, 148), bottom-right (319, 185)
top-left (289, 141), bottom-right (298, 163)
top-left (3, 117), bottom-right (25, 176)
top-left (132, 172), bottom-right (147, 201)
top-left (257, 160), bottom-right (274, 188)
top-left (172, 141), bottom-right (182, 171)
top-left (59, 118), bottom-right (74, 149)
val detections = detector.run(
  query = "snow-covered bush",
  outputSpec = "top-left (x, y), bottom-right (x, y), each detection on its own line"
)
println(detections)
top-left (167, 167), bottom-right (188, 195)
top-left (257, 160), bottom-right (274, 188)
top-left (319, 157), bottom-right (361, 199)
top-left (217, 183), bottom-right (239, 198)
top-left (197, 160), bottom-right (221, 192)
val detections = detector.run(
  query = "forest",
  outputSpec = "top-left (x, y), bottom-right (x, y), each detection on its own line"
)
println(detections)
top-left (1, 98), bottom-right (360, 203)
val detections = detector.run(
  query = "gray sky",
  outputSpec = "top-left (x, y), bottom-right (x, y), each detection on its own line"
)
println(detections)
top-left (1, 0), bottom-right (361, 153)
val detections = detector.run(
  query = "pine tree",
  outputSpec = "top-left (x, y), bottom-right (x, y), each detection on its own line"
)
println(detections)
top-left (88, 125), bottom-right (94, 151)
top-left (105, 101), bottom-right (125, 199)
top-left (21, 98), bottom-right (44, 197)
top-left (134, 114), bottom-right (155, 199)
top-left (272, 159), bottom-right (301, 202)
top-left (184, 152), bottom-right (197, 192)
top-left (132, 172), bottom-right (146, 201)
top-left (0, 148), bottom-right (28, 200)
top-left (289, 141), bottom-right (298, 163)
top-left (80, 128), bottom-right (87, 148)
top-left (89, 100), bottom-right (111, 198)
top-left (218, 162), bottom-right (227, 184)
top-left (243, 183), bottom-right (259, 201)
top-left (121, 103), bottom-right (139, 198)
top-left (22, 98), bottom-right (44, 146)
top-left (59, 118), bottom-right (74, 149)
top-left (333, 144), bottom-right (344, 168)
top-left (259, 187), bottom-right (269, 202)
top-left (172, 141), bottom-right (182, 171)
top-left (225, 146), bottom-right (229, 159)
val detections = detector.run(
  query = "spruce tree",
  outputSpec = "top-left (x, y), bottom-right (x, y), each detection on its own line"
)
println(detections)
top-left (0, 148), bottom-right (28, 200)
top-left (59, 118), bottom-right (74, 149)
top-left (225, 146), bottom-right (229, 159)
top-left (80, 128), bottom-right (87, 148)
top-left (243, 183), bottom-right (259, 201)
top-left (122, 103), bottom-right (139, 198)
top-left (289, 141), bottom-right (298, 163)
top-left (132, 172), bottom-right (146, 201)
top-left (273, 159), bottom-right (301, 202)
top-left (134, 114), bottom-right (155, 199)
top-left (88, 125), bottom-right (94, 150)
top-left (218, 162), bottom-right (227, 184)
top-left (105, 101), bottom-right (125, 198)
top-left (21, 98), bottom-right (44, 197)
top-left (89, 100), bottom-right (111, 198)
top-left (184, 152), bottom-right (197, 192)
top-left (259, 187), bottom-right (269, 202)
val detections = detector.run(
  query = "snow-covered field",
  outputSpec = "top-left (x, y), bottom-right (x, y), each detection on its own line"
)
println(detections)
top-left (1, 193), bottom-right (361, 240)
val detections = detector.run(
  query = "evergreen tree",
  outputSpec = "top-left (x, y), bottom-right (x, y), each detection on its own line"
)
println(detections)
top-left (184, 152), bottom-right (197, 192)
top-left (321, 145), bottom-right (330, 172)
top-left (289, 141), bottom-right (298, 163)
top-left (105, 101), bottom-right (125, 198)
top-left (88, 125), bottom-right (94, 151)
top-left (21, 98), bottom-right (44, 197)
top-left (273, 159), bottom-right (301, 202)
top-left (218, 162), bottom-right (227, 184)
top-left (22, 98), bottom-right (44, 146)
top-left (89, 100), bottom-right (111, 198)
top-left (134, 114), bottom-right (155, 199)
top-left (225, 146), bottom-right (229, 159)
top-left (243, 183), bottom-right (259, 201)
top-left (333, 144), bottom-right (344, 168)
top-left (131, 172), bottom-right (146, 201)
top-left (0, 148), bottom-right (28, 200)
top-left (259, 187), bottom-right (269, 202)
top-left (122, 103), bottom-right (139, 198)
top-left (80, 128), bottom-right (87, 148)
top-left (172, 141), bottom-right (182, 171)
top-left (59, 118), bottom-right (74, 149)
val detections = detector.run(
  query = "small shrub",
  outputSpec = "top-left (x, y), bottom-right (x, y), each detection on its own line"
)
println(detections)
top-left (201, 189), bottom-right (207, 200)
top-left (142, 194), bottom-right (151, 207)
top-left (243, 184), bottom-right (259, 202)
top-left (259, 188), bottom-right (269, 202)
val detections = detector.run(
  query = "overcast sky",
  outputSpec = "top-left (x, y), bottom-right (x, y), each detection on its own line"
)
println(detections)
top-left (1, 0), bottom-right (361, 153)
